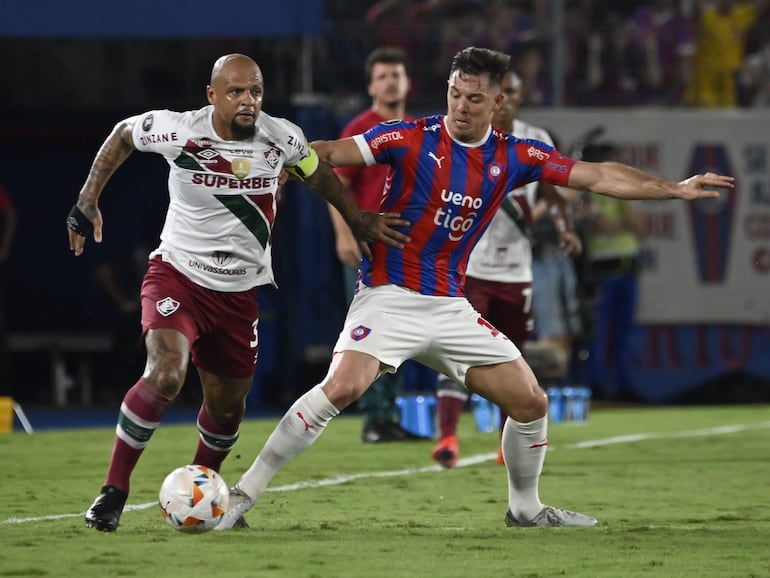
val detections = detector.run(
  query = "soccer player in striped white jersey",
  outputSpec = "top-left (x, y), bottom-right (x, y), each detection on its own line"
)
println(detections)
top-left (67, 53), bottom-right (408, 532)
top-left (217, 47), bottom-right (733, 530)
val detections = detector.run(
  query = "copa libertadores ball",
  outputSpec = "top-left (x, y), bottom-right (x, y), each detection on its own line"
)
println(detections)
top-left (158, 464), bottom-right (229, 532)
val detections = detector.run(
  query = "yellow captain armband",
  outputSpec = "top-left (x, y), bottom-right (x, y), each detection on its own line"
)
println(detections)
top-left (285, 147), bottom-right (319, 182)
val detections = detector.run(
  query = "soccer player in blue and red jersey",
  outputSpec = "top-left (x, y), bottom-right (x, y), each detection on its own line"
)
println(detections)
top-left (218, 47), bottom-right (734, 530)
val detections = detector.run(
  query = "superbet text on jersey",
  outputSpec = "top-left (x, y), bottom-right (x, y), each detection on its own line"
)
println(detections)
top-left (131, 107), bottom-right (314, 292)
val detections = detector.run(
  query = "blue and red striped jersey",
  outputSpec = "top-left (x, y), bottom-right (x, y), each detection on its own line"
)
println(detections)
top-left (353, 114), bottom-right (576, 297)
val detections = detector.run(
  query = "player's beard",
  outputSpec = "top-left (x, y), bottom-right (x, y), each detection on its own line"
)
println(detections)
top-left (230, 119), bottom-right (256, 140)
top-left (382, 89), bottom-right (405, 108)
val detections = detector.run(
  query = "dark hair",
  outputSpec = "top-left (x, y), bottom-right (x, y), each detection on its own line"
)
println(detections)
top-left (450, 47), bottom-right (510, 87)
top-left (365, 46), bottom-right (408, 84)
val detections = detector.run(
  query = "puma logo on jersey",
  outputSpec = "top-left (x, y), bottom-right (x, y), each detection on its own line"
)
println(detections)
top-left (428, 152), bottom-right (445, 168)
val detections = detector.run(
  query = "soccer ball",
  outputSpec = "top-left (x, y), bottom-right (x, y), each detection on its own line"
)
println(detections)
top-left (158, 464), bottom-right (229, 533)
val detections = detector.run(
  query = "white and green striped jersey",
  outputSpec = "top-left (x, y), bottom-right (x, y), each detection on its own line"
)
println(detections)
top-left (131, 106), bottom-right (313, 291)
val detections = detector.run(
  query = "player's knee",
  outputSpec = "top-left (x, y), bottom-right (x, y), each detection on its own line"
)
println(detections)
top-left (206, 403), bottom-right (245, 424)
top-left (505, 382), bottom-right (547, 422)
top-left (143, 348), bottom-right (189, 397)
top-left (522, 386), bottom-right (548, 420)
top-left (321, 374), bottom-right (367, 409)
top-left (144, 367), bottom-right (186, 398)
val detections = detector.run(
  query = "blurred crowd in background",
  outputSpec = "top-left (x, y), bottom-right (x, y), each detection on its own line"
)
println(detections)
top-left (329, 0), bottom-right (770, 109)
top-left (2, 0), bottom-right (769, 113)
top-left (1, 0), bottom-right (769, 409)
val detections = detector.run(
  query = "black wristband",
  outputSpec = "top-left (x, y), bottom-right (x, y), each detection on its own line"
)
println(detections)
top-left (66, 205), bottom-right (93, 237)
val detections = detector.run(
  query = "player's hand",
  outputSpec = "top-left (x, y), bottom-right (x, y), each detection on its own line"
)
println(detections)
top-left (67, 205), bottom-right (103, 256)
top-left (352, 211), bottom-right (411, 260)
top-left (559, 230), bottom-right (582, 257)
top-left (676, 172), bottom-right (734, 201)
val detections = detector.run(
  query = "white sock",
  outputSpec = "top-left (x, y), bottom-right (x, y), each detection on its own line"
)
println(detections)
top-left (502, 415), bottom-right (548, 521)
top-left (236, 384), bottom-right (339, 499)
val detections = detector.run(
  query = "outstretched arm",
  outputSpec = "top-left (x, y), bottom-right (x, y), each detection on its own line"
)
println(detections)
top-left (68, 117), bottom-right (137, 256)
top-left (567, 160), bottom-right (734, 201)
top-left (311, 137), bottom-right (367, 168)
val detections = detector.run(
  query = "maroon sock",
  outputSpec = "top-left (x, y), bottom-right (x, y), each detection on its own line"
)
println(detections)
top-left (437, 396), bottom-right (466, 439)
top-left (104, 378), bottom-right (172, 493)
top-left (191, 404), bottom-right (240, 474)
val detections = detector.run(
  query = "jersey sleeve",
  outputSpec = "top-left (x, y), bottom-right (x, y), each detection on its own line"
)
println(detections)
top-left (131, 110), bottom-right (186, 155)
top-left (511, 139), bottom-right (576, 187)
top-left (354, 119), bottom-right (412, 167)
top-left (277, 119), bottom-right (319, 181)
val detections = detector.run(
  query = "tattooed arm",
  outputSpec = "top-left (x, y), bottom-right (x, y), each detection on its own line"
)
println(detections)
top-left (68, 117), bottom-right (137, 256)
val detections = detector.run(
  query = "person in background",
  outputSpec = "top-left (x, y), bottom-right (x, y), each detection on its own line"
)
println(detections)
top-left (577, 142), bottom-right (648, 401)
top-left (629, 0), bottom-right (696, 106)
top-left (67, 53), bottom-right (406, 532)
top-left (0, 180), bottom-right (16, 396)
top-left (529, 189), bottom-right (583, 389)
top-left (431, 69), bottom-right (580, 469)
top-left (328, 46), bottom-right (431, 443)
top-left (685, 0), bottom-right (761, 107)
top-left (216, 47), bottom-right (732, 531)
top-left (529, 131), bottom-right (584, 400)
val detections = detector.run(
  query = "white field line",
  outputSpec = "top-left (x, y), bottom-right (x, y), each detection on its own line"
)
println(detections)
top-left (3, 420), bottom-right (770, 526)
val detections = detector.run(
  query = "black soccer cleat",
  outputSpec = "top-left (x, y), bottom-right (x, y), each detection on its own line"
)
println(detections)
top-left (85, 485), bottom-right (128, 532)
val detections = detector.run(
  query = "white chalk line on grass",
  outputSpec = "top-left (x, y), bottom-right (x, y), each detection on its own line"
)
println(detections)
top-left (3, 420), bottom-right (770, 526)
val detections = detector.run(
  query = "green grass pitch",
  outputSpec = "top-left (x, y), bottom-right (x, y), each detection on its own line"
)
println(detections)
top-left (1, 404), bottom-right (769, 577)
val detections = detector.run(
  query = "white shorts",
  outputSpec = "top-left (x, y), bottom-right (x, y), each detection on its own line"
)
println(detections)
top-left (333, 284), bottom-right (521, 387)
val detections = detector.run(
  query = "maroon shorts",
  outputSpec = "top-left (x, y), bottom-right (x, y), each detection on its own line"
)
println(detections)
top-left (464, 277), bottom-right (533, 350)
top-left (140, 258), bottom-right (260, 378)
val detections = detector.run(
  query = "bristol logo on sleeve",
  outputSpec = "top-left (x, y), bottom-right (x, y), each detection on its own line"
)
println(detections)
top-left (350, 325), bottom-right (371, 341)
top-left (156, 297), bottom-right (180, 317)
